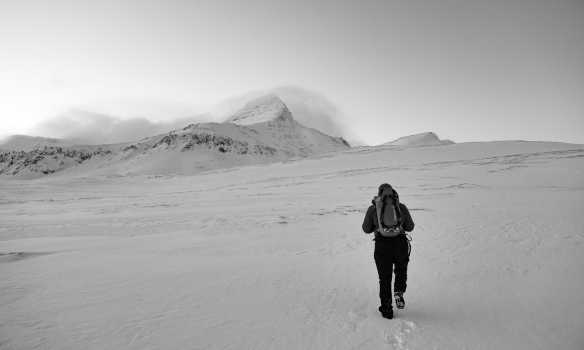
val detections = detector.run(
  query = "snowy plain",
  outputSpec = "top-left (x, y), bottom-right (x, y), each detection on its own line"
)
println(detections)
top-left (1, 141), bottom-right (583, 350)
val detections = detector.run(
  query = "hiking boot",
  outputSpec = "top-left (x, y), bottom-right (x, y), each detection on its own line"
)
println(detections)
top-left (378, 306), bottom-right (393, 319)
top-left (394, 290), bottom-right (405, 309)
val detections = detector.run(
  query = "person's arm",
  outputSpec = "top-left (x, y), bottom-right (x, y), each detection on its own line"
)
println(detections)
top-left (362, 206), bottom-right (376, 233)
top-left (400, 204), bottom-right (415, 232)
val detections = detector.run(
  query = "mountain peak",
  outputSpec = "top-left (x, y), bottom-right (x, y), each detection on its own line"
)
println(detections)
top-left (224, 93), bottom-right (293, 126)
top-left (383, 132), bottom-right (455, 146)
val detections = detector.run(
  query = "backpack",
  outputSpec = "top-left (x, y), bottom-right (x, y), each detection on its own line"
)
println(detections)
top-left (373, 187), bottom-right (403, 238)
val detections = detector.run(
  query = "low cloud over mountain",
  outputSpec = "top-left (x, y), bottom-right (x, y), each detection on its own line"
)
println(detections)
top-left (27, 110), bottom-right (211, 145)
top-left (210, 86), bottom-right (365, 146)
top-left (2, 93), bottom-right (350, 179)
top-left (23, 86), bottom-right (363, 146)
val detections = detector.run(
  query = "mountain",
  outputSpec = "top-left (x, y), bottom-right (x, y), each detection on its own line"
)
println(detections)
top-left (0, 135), bottom-right (81, 152)
top-left (224, 93), bottom-right (350, 155)
top-left (0, 94), bottom-right (350, 179)
top-left (382, 132), bottom-right (455, 146)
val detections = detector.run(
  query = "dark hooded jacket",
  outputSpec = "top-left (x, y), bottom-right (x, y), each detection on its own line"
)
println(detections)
top-left (362, 203), bottom-right (415, 235)
top-left (362, 202), bottom-right (414, 255)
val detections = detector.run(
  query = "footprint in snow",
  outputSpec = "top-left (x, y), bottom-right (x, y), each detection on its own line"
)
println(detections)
top-left (401, 320), bottom-right (416, 333)
top-left (380, 319), bottom-right (416, 348)
top-left (381, 331), bottom-right (403, 347)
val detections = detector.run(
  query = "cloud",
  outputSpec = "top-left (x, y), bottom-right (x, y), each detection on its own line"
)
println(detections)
top-left (212, 85), bottom-right (366, 146)
top-left (25, 86), bottom-right (366, 147)
top-left (27, 110), bottom-right (211, 145)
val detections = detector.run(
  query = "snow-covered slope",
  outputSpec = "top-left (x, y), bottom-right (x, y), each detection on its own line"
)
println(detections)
top-left (0, 94), bottom-right (349, 179)
top-left (383, 132), bottom-right (455, 146)
top-left (0, 135), bottom-right (79, 152)
top-left (1, 141), bottom-right (583, 349)
top-left (224, 93), bottom-right (349, 155)
top-left (224, 93), bottom-right (289, 125)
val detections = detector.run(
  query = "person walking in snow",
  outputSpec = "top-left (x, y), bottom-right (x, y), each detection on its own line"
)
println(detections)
top-left (362, 183), bottom-right (415, 319)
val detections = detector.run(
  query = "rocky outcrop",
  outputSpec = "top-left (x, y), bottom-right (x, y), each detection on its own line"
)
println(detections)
top-left (0, 147), bottom-right (113, 175)
top-left (151, 132), bottom-right (277, 155)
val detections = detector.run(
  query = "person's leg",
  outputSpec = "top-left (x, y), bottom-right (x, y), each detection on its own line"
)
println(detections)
top-left (393, 236), bottom-right (410, 309)
top-left (393, 259), bottom-right (408, 293)
top-left (374, 254), bottom-right (394, 314)
top-left (393, 236), bottom-right (410, 293)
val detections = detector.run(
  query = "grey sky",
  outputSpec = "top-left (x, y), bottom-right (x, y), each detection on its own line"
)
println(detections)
top-left (1, 0), bottom-right (583, 145)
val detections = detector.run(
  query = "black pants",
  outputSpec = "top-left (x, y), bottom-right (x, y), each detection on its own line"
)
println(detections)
top-left (374, 234), bottom-right (409, 310)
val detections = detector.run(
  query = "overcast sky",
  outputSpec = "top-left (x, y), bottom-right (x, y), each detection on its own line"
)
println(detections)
top-left (1, 0), bottom-right (583, 145)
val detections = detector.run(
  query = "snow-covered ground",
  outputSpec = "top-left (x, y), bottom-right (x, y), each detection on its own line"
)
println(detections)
top-left (1, 141), bottom-right (583, 349)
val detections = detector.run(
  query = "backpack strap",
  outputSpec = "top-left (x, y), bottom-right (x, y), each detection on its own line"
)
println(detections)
top-left (393, 193), bottom-right (404, 234)
top-left (374, 195), bottom-right (384, 233)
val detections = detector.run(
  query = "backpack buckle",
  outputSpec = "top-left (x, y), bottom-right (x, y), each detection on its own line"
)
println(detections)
top-left (383, 226), bottom-right (400, 233)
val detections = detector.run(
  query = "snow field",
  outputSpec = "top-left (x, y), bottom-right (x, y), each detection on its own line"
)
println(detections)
top-left (1, 142), bottom-right (583, 349)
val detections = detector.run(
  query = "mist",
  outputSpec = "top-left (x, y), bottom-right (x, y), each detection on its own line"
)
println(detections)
top-left (27, 110), bottom-right (212, 145)
top-left (25, 86), bottom-right (365, 146)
